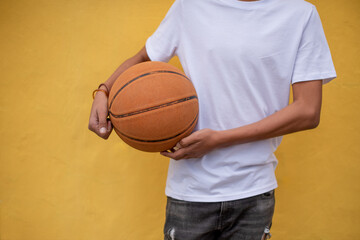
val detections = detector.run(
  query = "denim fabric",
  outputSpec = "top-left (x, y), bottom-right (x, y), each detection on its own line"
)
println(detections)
top-left (164, 190), bottom-right (275, 240)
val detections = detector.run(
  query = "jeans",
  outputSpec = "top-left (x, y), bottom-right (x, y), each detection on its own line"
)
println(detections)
top-left (164, 190), bottom-right (275, 240)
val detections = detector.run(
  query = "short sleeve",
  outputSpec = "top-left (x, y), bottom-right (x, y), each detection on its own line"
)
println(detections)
top-left (145, 0), bottom-right (182, 63)
top-left (292, 6), bottom-right (337, 85)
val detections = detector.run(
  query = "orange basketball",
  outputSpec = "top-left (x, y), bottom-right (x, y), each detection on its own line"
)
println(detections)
top-left (108, 61), bottom-right (199, 152)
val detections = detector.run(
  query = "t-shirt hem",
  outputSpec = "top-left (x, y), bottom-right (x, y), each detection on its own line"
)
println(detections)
top-left (292, 71), bottom-right (337, 85)
top-left (165, 182), bottom-right (278, 202)
top-left (145, 37), bottom-right (157, 62)
top-left (145, 36), bottom-right (172, 63)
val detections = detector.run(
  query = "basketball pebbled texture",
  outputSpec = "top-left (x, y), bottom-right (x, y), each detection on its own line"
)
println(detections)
top-left (108, 61), bottom-right (199, 152)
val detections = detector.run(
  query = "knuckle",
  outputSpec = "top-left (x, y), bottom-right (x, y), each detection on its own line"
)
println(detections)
top-left (179, 140), bottom-right (186, 146)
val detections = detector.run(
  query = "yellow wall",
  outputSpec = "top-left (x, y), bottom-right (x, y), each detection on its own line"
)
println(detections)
top-left (0, 0), bottom-right (359, 239)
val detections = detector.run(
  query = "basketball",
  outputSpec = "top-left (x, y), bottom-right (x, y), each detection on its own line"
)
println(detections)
top-left (108, 61), bottom-right (199, 152)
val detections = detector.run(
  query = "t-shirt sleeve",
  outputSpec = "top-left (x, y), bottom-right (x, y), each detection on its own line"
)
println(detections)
top-left (292, 5), bottom-right (337, 84)
top-left (145, 0), bottom-right (182, 63)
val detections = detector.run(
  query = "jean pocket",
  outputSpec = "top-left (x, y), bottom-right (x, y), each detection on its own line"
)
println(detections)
top-left (261, 190), bottom-right (275, 199)
top-left (167, 196), bottom-right (188, 204)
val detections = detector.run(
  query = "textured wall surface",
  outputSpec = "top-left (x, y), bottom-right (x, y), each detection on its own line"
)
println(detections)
top-left (0, 0), bottom-right (359, 239)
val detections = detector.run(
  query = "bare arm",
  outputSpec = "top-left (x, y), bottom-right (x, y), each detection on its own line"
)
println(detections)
top-left (100, 46), bottom-right (150, 92)
top-left (88, 46), bottom-right (150, 139)
top-left (161, 80), bottom-right (323, 159)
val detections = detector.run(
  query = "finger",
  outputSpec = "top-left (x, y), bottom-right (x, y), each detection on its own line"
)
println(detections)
top-left (160, 151), bottom-right (171, 158)
top-left (101, 119), bottom-right (113, 140)
top-left (160, 148), bottom-right (187, 160)
top-left (174, 142), bottom-right (182, 150)
top-left (179, 134), bottom-right (199, 148)
top-left (165, 141), bottom-right (182, 153)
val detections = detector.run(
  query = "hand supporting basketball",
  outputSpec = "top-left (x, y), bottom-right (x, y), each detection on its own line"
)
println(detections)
top-left (160, 129), bottom-right (220, 160)
top-left (88, 88), bottom-right (113, 139)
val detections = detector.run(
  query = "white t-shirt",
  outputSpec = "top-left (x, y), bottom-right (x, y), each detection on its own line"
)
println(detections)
top-left (146, 0), bottom-right (336, 202)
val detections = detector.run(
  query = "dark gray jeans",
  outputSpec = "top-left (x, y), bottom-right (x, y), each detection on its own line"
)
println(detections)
top-left (164, 190), bottom-right (275, 240)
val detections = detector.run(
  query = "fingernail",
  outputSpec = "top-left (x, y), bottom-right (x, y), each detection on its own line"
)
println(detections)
top-left (100, 127), bottom-right (106, 134)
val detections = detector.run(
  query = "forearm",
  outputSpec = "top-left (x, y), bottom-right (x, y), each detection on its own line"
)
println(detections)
top-left (215, 80), bottom-right (323, 148)
top-left (160, 79), bottom-right (323, 160)
top-left (100, 46), bottom-right (150, 91)
top-left (217, 100), bottom-right (320, 148)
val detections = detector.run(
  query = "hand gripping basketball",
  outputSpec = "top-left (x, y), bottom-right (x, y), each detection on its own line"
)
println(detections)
top-left (89, 87), bottom-right (113, 139)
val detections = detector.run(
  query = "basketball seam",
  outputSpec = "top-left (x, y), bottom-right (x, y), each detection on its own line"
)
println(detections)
top-left (113, 113), bottom-right (198, 143)
top-left (109, 70), bottom-right (191, 110)
top-left (109, 96), bottom-right (198, 118)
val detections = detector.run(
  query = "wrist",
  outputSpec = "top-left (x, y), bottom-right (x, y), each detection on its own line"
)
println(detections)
top-left (93, 83), bottom-right (110, 99)
top-left (213, 130), bottom-right (227, 149)
top-left (99, 85), bottom-right (107, 90)
top-left (94, 89), bottom-right (108, 99)
top-left (98, 85), bottom-right (108, 95)
top-left (214, 128), bottom-right (246, 149)
top-left (98, 83), bottom-right (109, 91)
